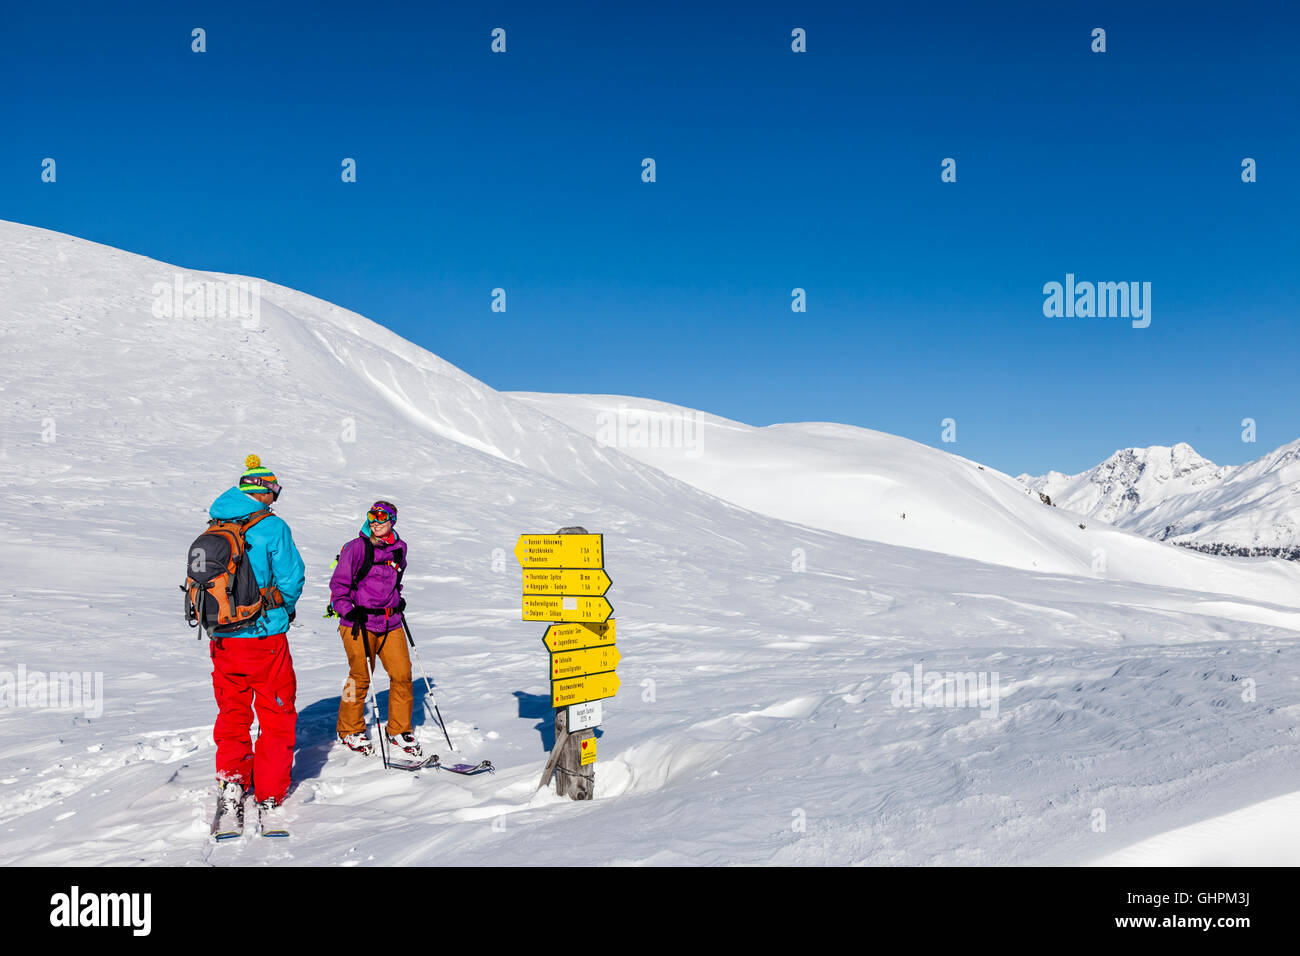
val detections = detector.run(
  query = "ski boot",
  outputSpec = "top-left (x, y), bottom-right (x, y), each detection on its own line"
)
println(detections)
top-left (339, 731), bottom-right (375, 756)
top-left (389, 732), bottom-right (423, 758)
top-left (212, 779), bottom-right (246, 840)
top-left (257, 796), bottom-right (289, 837)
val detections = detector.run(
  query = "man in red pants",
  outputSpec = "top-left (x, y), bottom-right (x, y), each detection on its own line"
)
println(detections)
top-left (206, 454), bottom-right (305, 835)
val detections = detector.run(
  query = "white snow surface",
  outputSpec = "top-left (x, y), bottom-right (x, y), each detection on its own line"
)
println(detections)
top-left (1090, 789), bottom-right (1300, 866)
top-left (3, 219), bottom-right (1300, 866)
top-left (1020, 441), bottom-right (1300, 551)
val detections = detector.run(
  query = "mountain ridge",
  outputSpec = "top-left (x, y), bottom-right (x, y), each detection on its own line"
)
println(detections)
top-left (1019, 438), bottom-right (1300, 551)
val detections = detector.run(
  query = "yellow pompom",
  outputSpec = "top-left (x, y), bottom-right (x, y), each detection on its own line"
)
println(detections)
top-left (244, 454), bottom-right (262, 470)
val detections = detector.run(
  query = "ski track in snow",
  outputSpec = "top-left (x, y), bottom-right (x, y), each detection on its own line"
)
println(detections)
top-left (3, 220), bottom-right (1300, 866)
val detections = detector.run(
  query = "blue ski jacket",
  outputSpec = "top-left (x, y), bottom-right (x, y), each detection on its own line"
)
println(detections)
top-left (207, 486), bottom-right (306, 637)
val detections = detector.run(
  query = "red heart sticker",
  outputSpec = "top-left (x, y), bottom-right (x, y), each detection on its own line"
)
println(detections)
top-left (581, 741), bottom-right (588, 749)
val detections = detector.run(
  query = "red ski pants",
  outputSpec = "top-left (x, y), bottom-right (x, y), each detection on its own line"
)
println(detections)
top-left (210, 633), bottom-right (297, 803)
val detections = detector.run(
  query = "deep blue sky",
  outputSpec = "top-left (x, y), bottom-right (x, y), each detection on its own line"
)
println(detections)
top-left (3, 1), bottom-right (1296, 474)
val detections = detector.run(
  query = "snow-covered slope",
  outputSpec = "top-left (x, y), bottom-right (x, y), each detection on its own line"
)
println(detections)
top-left (4, 219), bottom-right (1300, 867)
top-left (1020, 441), bottom-right (1300, 550)
top-left (507, 392), bottom-right (1300, 599)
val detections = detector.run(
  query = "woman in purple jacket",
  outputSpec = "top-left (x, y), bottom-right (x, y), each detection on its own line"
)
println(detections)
top-left (329, 500), bottom-right (422, 758)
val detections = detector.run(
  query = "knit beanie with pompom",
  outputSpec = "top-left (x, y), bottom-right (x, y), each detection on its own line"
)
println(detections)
top-left (238, 454), bottom-right (280, 494)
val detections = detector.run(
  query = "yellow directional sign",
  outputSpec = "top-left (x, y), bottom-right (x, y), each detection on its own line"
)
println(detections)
top-left (523, 568), bottom-right (611, 596)
top-left (552, 671), bottom-right (621, 708)
top-left (551, 645), bottom-right (620, 681)
top-left (542, 620), bottom-right (616, 653)
top-left (514, 534), bottom-right (603, 569)
top-left (523, 595), bottom-right (613, 624)
top-left (580, 737), bottom-right (596, 766)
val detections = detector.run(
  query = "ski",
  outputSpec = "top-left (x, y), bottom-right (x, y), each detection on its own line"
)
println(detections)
top-left (210, 789), bottom-right (245, 841)
top-left (387, 754), bottom-right (494, 774)
top-left (385, 751), bottom-right (439, 772)
top-left (435, 758), bottom-right (493, 775)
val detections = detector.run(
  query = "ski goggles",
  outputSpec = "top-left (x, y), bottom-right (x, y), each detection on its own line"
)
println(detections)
top-left (367, 508), bottom-right (396, 524)
top-left (243, 476), bottom-right (283, 501)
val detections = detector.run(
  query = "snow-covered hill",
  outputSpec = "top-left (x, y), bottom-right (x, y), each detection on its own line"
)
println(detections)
top-left (3, 219), bottom-right (1300, 867)
top-left (508, 392), bottom-right (1300, 597)
top-left (1020, 441), bottom-right (1300, 551)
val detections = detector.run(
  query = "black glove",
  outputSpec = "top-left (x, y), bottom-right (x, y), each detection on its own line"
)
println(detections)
top-left (288, 610), bottom-right (296, 624)
top-left (343, 607), bottom-right (369, 624)
top-left (394, 598), bottom-right (406, 613)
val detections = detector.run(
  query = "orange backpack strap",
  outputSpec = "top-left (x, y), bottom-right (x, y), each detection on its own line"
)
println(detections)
top-left (240, 508), bottom-right (274, 531)
top-left (206, 509), bottom-right (271, 533)
top-left (206, 509), bottom-right (273, 555)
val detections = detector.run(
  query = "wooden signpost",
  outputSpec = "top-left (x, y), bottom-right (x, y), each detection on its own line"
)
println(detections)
top-left (519, 527), bottom-right (618, 800)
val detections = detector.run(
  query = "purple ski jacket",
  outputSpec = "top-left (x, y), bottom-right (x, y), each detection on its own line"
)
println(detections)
top-left (329, 531), bottom-right (407, 633)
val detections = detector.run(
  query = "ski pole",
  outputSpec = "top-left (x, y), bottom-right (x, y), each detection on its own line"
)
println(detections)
top-left (400, 617), bottom-right (454, 751)
top-left (360, 626), bottom-right (391, 770)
